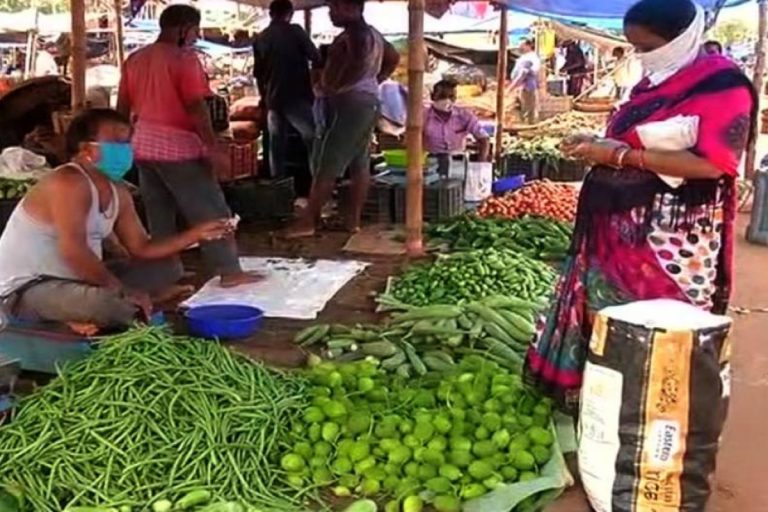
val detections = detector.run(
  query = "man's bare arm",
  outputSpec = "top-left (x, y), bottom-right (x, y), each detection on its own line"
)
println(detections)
top-left (50, 172), bottom-right (122, 289)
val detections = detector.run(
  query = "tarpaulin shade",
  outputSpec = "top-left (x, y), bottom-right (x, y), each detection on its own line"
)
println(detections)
top-left (236, 0), bottom-right (749, 18)
top-left (496, 0), bottom-right (749, 18)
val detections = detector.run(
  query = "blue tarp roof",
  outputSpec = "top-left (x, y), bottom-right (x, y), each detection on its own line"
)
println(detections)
top-left (496, 0), bottom-right (750, 19)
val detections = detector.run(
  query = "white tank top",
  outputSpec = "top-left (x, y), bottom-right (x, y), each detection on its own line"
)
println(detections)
top-left (0, 163), bottom-right (119, 297)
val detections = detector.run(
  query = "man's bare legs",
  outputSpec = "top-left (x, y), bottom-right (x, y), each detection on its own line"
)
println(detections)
top-left (346, 167), bottom-right (370, 233)
top-left (283, 177), bottom-right (337, 238)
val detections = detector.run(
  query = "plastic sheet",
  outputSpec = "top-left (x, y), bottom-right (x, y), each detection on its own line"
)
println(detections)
top-left (182, 257), bottom-right (369, 320)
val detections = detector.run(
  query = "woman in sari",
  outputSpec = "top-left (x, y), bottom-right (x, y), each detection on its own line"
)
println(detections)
top-left (525, 0), bottom-right (757, 414)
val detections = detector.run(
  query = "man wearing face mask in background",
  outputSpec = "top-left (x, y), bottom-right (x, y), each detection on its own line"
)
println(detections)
top-left (423, 80), bottom-right (491, 177)
top-left (118, 5), bottom-right (260, 288)
top-left (0, 109), bottom-right (234, 331)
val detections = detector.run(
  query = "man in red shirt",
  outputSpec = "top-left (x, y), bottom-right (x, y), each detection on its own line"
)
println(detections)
top-left (118, 5), bottom-right (258, 287)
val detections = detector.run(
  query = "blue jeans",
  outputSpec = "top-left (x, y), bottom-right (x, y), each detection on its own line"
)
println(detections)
top-left (267, 101), bottom-right (315, 179)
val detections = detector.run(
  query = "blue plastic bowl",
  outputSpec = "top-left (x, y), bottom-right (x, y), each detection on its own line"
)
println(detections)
top-left (184, 305), bottom-right (264, 340)
top-left (493, 174), bottom-right (526, 195)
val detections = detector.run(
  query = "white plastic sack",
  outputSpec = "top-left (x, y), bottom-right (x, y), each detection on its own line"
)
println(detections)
top-left (464, 162), bottom-right (493, 202)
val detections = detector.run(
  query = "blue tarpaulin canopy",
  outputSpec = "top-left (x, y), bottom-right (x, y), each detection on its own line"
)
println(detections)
top-left (488, 0), bottom-right (750, 19)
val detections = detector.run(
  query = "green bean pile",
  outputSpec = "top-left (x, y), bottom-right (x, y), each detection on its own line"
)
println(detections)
top-left (0, 328), bottom-right (309, 511)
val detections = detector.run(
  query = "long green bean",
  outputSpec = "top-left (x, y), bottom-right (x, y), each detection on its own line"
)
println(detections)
top-left (0, 327), bottom-right (310, 511)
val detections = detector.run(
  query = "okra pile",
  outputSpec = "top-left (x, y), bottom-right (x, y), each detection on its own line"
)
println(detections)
top-left (389, 248), bottom-right (557, 307)
top-left (0, 328), bottom-right (309, 512)
top-left (280, 356), bottom-right (556, 512)
top-left (426, 215), bottom-right (573, 261)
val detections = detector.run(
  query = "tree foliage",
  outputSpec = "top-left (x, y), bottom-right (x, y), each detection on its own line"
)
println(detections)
top-left (711, 19), bottom-right (755, 47)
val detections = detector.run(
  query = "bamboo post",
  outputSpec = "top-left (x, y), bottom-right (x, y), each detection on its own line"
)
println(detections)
top-left (745, 0), bottom-right (768, 181)
top-left (405, 0), bottom-right (425, 256)
top-left (304, 8), bottom-right (312, 36)
top-left (494, 6), bottom-right (508, 162)
top-left (114, 0), bottom-right (125, 65)
top-left (23, 8), bottom-right (39, 79)
top-left (70, 0), bottom-right (87, 111)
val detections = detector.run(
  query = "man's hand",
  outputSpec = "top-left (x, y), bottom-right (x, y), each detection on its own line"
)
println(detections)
top-left (190, 219), bottom-right (235, 243)
top-left (124, 290), bottom-right (152, 321)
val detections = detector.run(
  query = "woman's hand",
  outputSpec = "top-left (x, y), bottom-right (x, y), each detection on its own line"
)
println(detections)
top-left (560, 134), bottom-right (596, 155)
top-left (564, 137), bottom-right (629, 166)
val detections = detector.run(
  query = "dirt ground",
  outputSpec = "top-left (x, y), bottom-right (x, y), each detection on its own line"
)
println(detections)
top-left (216, 211), bottom-right (768, 512)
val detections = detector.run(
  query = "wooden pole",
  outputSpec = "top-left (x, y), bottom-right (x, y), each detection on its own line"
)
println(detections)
top-left (114, 0), bottom-right (125, 66)
top-left (23, 8), bottom-right (39, 79)
top-left (70, 0), bottom-right (87, 111)
top-left (405, 0), bottom-right (425, 256)
top-left (304, 8), bottom-right (312, 36)
top-left (494, 6), bottom-right (508, 162)
top-left (745, 0), bottom-right (768, 181)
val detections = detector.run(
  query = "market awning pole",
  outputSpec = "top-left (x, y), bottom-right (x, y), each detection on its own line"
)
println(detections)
top-left (494, 5), bottom-right (508, 163)
top-left (70, 0), bottom-right (87, 112)
top-left (114, 0), bottom-right (125, 65)
top-left (23, 7), bottom-right (39, 79)
top-left (745, 0), bottom-right (768, 181)
top-left (305, 8), bottom-right (312, 35)
top-left (405, 0), bottom-right (425, 256)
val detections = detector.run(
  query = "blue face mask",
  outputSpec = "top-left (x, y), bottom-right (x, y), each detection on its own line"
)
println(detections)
top-left (95, 142), bottom-right (134, 181)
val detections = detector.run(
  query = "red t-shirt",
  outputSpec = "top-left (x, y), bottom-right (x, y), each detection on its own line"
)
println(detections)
top-left (120, 43), bottom-right (210, 132)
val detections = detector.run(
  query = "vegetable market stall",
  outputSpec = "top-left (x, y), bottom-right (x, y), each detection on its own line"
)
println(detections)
top-left (0, 196), bottom-right (581, 511)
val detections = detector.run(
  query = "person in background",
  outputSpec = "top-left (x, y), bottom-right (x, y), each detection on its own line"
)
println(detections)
top-left (704, 40), bottom-right (723, 55)
top-left (34, 42), bottom-right (58, 77)
top-left (253, 0), bottom-right (319, 180)
top-left (378, 77), bottom-right (408, 136)
top-left (284, 0), bottom-right (399, 237)
top-left (508, 39), bottom-right (541, 124)
top-left (117, 4), bottom-right (259, 288)
top-left (611, 46), bottom-right (643, 101)
top-left (525, 0), bottom-right (756, 412)
top-left (423, 79), bottom-right (490, 175)
top-left (0, 109), bottom-right (235, 332)
top-left (561, 41), bottom-right (587, 96)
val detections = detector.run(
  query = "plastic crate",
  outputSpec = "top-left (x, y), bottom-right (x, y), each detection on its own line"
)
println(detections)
top-left (0, 199), bottom-right (18, 235)
top-left (224, 177), bottom-right (295, 221)
top-left (337, 181), bottom-right (394, 224)
top-left (215, 140), bottom-right (259, 183)
top-left (499, 154), bottom-right (539, 181)
top-left (539, 159), bottom-right (587, 182)
top-left (393, 179), bottom-right (464, 223)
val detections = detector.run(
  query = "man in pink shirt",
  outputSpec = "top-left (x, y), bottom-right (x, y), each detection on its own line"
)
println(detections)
top-left (423, 80), bottom-right (490, 175)
top-left (118, 5), bottom-right (258, 287)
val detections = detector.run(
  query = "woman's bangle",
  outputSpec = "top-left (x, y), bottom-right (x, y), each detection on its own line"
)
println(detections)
top-left (614, 148), bottom-right (631, 168)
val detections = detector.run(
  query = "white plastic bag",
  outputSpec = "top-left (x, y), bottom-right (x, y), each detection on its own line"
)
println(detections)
top-left (0, 147), bottom-right (49, 180)
top-left (464, 162), bottom-right (493, 202)
top-left (635, 115), bottom-right (699, 188)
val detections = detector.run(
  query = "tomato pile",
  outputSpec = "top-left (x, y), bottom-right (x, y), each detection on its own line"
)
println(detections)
top-left (477, 181), bottom-right (578, 223)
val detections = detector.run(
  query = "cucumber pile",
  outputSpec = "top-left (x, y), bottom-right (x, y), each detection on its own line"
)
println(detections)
top-left (294, 295), bottom-right (543, 376)
top-left (281, 356), bottom-right (555, 512)
top-left (426, 215), bottom-right (573, 261)
top-left (0, 178), bottom-right (34, 200)
top-left (388, 248), bottom-right (557, 307)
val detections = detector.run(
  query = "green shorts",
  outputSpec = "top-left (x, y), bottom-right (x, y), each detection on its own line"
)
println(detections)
top-left (312, 93), bottom-right (380, 180)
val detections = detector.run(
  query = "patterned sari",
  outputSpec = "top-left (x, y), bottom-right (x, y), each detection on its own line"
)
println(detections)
top-left (524, 55), bottom-right (756, 414)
